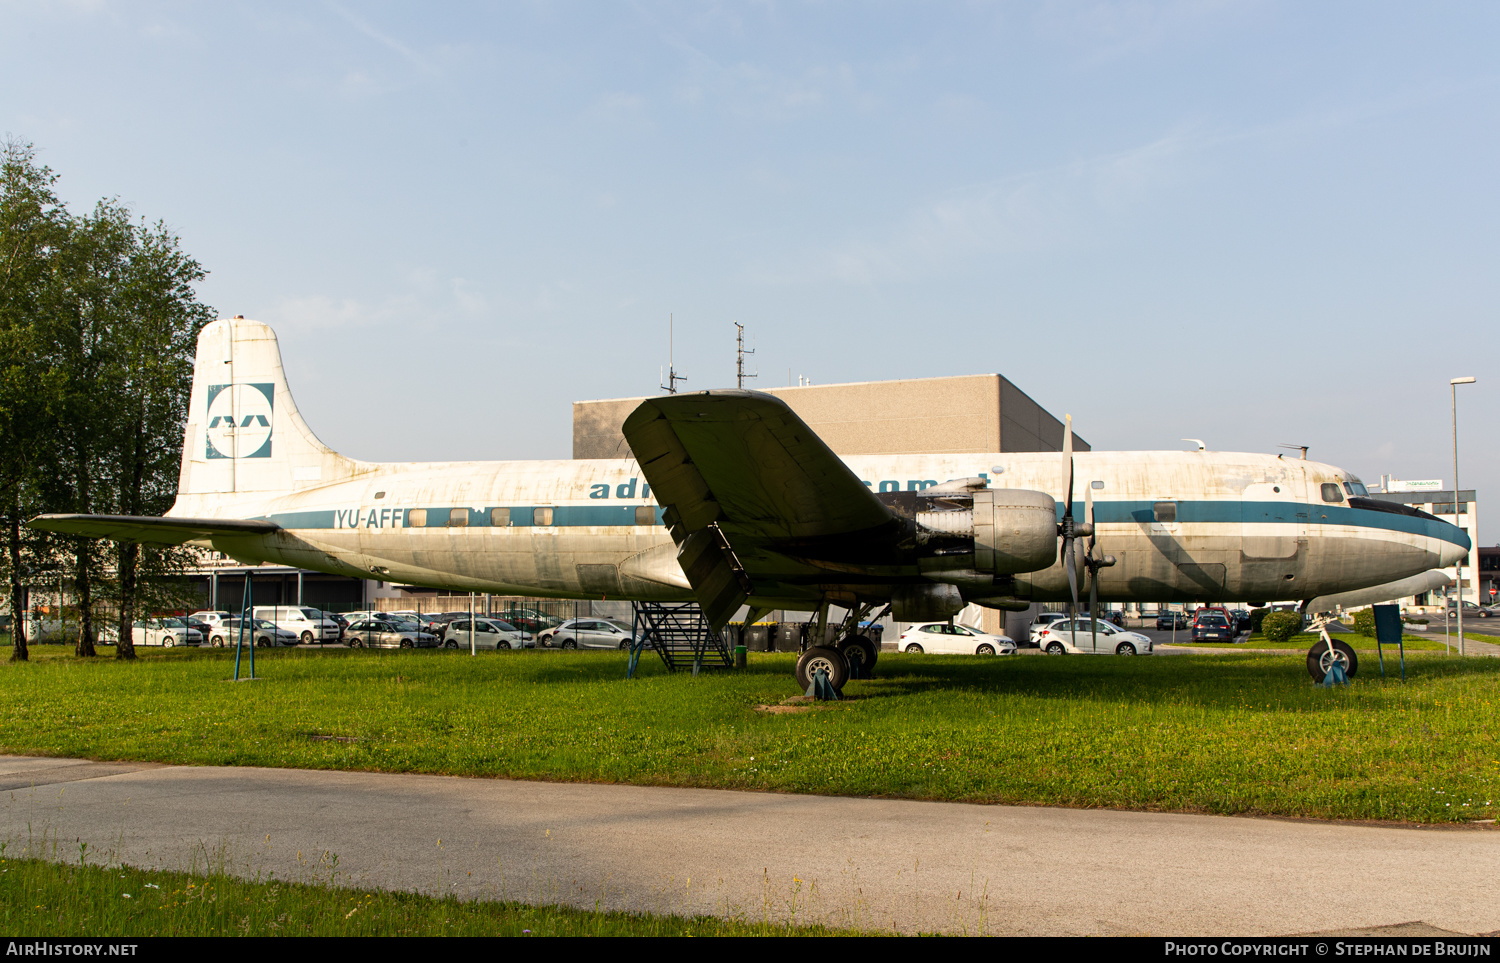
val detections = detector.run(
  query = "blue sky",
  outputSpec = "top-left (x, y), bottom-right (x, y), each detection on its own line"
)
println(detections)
top-left (4, 1), bottom-right (1496, 543)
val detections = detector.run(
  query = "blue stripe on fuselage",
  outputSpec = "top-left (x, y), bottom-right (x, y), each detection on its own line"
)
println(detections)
top-left (255, 500), bottom-right (1466, 549)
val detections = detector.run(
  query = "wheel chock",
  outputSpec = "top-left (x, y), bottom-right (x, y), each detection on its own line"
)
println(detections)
top-left (1321, 662), bottom-right (1349, 687)
top-left (806, 666), bottom-right (841, 700)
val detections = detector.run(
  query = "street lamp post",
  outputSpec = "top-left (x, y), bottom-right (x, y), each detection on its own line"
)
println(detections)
top-left (1451, 376), bottom-right (1476, 656)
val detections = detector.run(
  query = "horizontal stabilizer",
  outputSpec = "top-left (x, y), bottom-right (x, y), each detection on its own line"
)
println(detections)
top-left (1304, 569), bottom-right (1453, 616)
top-left (28, 514), bottom-right (279, 545)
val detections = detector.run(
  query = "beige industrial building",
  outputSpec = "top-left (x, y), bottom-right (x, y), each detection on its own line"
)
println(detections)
top-left (573, 373), bottom-right (1088, 460)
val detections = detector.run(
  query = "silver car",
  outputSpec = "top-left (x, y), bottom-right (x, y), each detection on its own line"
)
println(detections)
top-left (442, 618), bottom-right (530, 650)
top-left (541, 618), bottom-right (638, 649)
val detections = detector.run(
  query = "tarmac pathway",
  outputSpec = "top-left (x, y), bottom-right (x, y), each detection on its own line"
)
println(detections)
top-left (1, 754), bottom-right (1497, 937)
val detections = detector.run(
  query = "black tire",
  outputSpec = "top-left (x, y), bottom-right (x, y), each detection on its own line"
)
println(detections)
top-left (445, 640), bottom-right (458, 649)
top-left (1306, 639), bottom-right (1358, 683)
top-left (256, 637), bottom-right (270, 647)
top-left (211, 635), bottom-right (224, 647)
top-left (1045, 641), bottom-right (1066, 655)
top-left (837, 635), bottom-right (879, 674)
top-left (795, 646), bottom-right (849, 691)
top-left (400, 639), bottom-right (413, 649)
top-left (1116, 642), bottom-right (1137, 656)
top-left (976, 643), bottom-right (996, 656)
top-left (904, 643), bottom-right (924, 654)
top-left (301, 631), bottom-right (314, 645)
top-left (350, 638), bottom-right (363, 648)
top-left (560, 638), bottom-right (576, 649)
top-left (498, 641), bottom-right (511, 649)
top-left (164, 639), bottom-right (175, 648)
top-left (618, 639), bottom-right (631, 650)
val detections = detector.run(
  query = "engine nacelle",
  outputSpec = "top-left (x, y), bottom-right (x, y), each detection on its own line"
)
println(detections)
top-left (890, 582), bottom-right (966, 622)
top-left (972, 489), bottom-right (1058, 575)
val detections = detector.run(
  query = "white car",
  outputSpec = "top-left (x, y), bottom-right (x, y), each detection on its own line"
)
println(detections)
top-left (252, 606), bottom-right (341, 644)
top-left (898, 622), bottom-right (1017, 655)
top-left (441, 618), bottom-right (531, 650)
top-left (539, 618), bottom-right (639, 649)
top-left (1035, 618), bottom-right (1152, 655)
top-left (1028, 612), bottom-right (1069, 647)
top-left (103, 618), bottom-right (203, 647)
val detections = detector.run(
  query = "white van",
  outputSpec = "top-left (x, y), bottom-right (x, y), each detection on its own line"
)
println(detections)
top-left (251, 606), bottom-right (340, 644)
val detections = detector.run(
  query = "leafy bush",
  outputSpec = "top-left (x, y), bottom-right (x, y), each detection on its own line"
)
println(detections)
top-left (1351, 608), bottom-right (1376, 637)
top-left (1248, 608), bottom-right (1268, 634)
top-left (1261, 611), bottom-right (1303, 643)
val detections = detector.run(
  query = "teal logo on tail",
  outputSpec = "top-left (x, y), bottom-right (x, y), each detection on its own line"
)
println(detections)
top-left (205, 383), bottom-right (274, 459)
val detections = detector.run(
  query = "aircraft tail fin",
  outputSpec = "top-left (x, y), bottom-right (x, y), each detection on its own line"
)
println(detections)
top-left (175, 318), bottom-right (360, 504)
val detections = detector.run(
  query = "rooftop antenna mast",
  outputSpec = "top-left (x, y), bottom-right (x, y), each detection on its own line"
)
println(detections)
top-left (660, 313), bottom-right (686, 394)
top-left (735, 322), bottom-right (757, 389)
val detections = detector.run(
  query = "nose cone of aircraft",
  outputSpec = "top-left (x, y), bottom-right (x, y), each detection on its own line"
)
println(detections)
top-left (1437, 522), bottom-right (1472, 568)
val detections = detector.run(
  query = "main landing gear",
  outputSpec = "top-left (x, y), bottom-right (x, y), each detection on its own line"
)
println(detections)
top-left (791, 602), bottom-right (886, 696)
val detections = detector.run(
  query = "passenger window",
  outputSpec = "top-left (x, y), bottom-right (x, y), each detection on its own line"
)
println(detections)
top-left (448, 508), bottom-right (469, 527)
top-left (491, 508), bottom-right (511, 527)
top-left (634, 506), bottom-right (655, 526)
top-left (407, 509), bottom-right (427, 527)
top-left (534, 507), bottom-right (553, 526)
top-left (1153, 501), bottom-right (1177, 523)
top-left (1321, 483), bottom-right (1344, 503)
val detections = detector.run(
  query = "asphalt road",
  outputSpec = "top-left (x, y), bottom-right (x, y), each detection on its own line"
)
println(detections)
top-left (2, 755), bottom-right (1497, 936)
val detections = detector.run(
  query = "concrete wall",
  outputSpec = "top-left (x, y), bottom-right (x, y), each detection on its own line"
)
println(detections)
top-left (574, 373), bottom-right (1088, 459)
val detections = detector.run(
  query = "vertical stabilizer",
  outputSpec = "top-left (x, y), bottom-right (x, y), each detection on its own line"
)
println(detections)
top-left (176, 318), bottom-right (359, 501)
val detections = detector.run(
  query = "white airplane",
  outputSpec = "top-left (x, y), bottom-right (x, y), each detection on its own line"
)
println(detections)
top-left (33, 318), bottom-right (1467, 685)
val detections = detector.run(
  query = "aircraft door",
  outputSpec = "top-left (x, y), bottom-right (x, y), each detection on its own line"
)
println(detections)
top-left (1241, 482), bottom-right (1305, 560)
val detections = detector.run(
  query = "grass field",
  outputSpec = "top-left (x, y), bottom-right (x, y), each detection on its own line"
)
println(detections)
top-left (1, 644), bottom-right (1498, 824)
top-left (0, 857), bottom-right (856, 936)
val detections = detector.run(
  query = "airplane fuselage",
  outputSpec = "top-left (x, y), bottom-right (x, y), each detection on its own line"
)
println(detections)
top-left (176, 450), bottom-right (1467, 608)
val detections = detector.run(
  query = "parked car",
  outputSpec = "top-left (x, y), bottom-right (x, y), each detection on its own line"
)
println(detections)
top-left (899, 622), bottom-right (1017, 655)
top-left (212, 618), bottom-right (298, 647)
top-left (344, 619), bottom-right (436, 649)
top-left (1027, 613), bottom-right (1069, 647)
top-left (441, 618), bottom-right (531, 650)
top-left (1191, 613), bottom-right (1236, 643)
top-left (1155, 612), bottom-right (1190, 630)
top-left (251, 606), bottom-right (340, 644)
top-left (538, 618), bottom-right (638, 649)
top-left (107, 617), bottom-right (203, 647)
top-left (1036, 618), bottom-right (1153, 655)
top-left (495, 607), bottom-right (564, 635)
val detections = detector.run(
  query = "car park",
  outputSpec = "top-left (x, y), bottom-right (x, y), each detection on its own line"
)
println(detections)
top-left (538, 618), bottom-right (638, 649)
top-left (494, 607), bottom-right (564, 635)
top-left (106, 617), bottom-right (203, 647)
top-left (1036, 618), bottom-right (1153, 655)
top-left (898, 622), bottom-right (1017, 655)
top-left (212, 618), bottom-right (298, 647)
top-left (441, 618), bottom-right (531, 649)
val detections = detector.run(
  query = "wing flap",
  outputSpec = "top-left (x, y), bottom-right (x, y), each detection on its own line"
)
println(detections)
top-left (29, 514), bottom-right (279, 545)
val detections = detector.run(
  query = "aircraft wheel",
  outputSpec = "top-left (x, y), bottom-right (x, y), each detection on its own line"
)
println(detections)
top-left (1046, 641), bottom-right (1067, 655)
top-left (837, 635), bottom-right (878, 674)
top-left (1306, 639), bottom-right (1358, 683)
top-left (795, 646), bottom-right (849, 691)
top-left (904, 643), bottom-right (924, 654)
top-left (1116, 642), bottom-right (1137, 656)
top-left (976, 643), bottom-right (996, 655)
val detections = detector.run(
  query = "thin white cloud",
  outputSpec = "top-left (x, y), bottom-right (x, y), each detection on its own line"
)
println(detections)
top-left (325, 0), bottom-right (436, 74)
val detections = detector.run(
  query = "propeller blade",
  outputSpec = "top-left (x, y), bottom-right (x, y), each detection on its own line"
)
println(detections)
top-left (1063, 415), bottom-right (1075, 520)
top-left (1089, 564), bottom-right (1100, 649)
top-left (1065, 536), bottom-right (1079, 609)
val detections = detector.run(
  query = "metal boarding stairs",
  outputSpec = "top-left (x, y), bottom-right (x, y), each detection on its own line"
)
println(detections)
top-left (630, 601), bottom-right (734, 675)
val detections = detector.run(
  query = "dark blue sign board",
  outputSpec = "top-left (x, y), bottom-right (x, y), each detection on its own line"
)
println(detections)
top-left (1372, 603), bottom-right (1405, 681)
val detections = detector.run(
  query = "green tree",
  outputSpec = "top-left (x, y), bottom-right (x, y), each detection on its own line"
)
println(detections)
top-left (0, 140), bottom-right (70, 662)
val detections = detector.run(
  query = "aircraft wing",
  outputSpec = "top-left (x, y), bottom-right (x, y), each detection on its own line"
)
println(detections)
top-left (28, 514), bottom-right (279, 545)
top-left (622, 390), bottom-right (898, 627)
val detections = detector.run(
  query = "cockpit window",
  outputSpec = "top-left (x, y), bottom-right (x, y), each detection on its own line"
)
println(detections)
top-left (1321, 483), bottom-right (1345, 503)
top-left (1343, 475), bottom-right (1368, 497)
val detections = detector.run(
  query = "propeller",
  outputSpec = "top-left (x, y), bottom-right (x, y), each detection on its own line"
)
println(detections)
top-left (1083, 479), bottom-right (1117, 649)
top-left (1057, 415), bottom-right (1092, 624)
